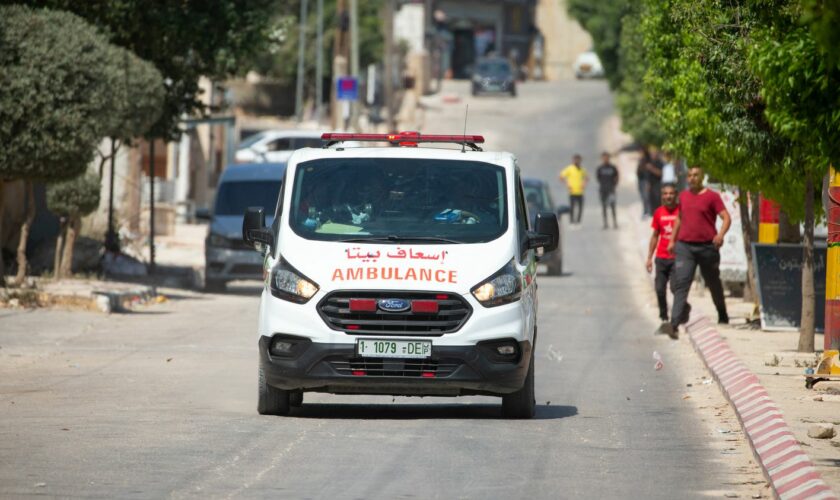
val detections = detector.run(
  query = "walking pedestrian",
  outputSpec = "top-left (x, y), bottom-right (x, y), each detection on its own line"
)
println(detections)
top-left (665, 166), bottom-right (731, 338)
top-left (596, 151), bottom-right (619, 229)
top-left (559, 153), bottom-right (587, 225)
top-left (646, 184), bottom-right (679, 334)
top-left (646, 150), bottom-right (664, 213)
top-left (637, 148), bottom-right (652, 218)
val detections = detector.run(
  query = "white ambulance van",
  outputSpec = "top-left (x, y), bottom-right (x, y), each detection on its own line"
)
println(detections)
top-left (242, 132), bottom-right (559, 418)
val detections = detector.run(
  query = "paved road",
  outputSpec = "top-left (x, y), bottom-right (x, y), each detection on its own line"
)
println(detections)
top-left (1, 81), bottom-right (747, 498)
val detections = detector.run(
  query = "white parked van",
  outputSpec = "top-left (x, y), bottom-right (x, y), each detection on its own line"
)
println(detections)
top-left (242, 132), bottom-right (559, 418)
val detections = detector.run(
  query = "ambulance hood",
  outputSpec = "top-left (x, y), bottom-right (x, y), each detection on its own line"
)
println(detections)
top-left (278, 235), bottom-right (514, 296)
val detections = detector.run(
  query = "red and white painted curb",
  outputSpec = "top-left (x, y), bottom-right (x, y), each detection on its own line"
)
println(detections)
top-left (687, 316), bottom-right (838, 500)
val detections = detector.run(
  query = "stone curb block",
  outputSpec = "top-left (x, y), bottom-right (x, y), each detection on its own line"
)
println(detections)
top-left (686, 316), bottom-right (838, 500)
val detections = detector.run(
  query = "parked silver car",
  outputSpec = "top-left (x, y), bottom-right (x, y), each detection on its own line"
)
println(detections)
top-left (199, 162), bottom-right (286, 292)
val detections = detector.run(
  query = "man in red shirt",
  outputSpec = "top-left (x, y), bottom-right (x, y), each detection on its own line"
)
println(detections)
top-left (646, 184), bottom-right (679, 333)
top-left (666, 166), bottom-right (732, 338)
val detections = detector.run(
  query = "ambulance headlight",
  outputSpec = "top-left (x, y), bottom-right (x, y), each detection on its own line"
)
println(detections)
top-left (471, 259), bottom-right (522, 307)
top-left (270, 256), bottom-right (319, 303)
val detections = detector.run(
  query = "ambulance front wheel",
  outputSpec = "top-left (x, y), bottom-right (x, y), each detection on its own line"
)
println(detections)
top-left (258, 366), bottom-right (291, 415)
top-left (502, 349), bottom-right (535, 419)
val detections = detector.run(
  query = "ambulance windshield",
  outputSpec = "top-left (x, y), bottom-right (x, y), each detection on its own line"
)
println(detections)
top-left (289, 158), bottom-right (508, 243)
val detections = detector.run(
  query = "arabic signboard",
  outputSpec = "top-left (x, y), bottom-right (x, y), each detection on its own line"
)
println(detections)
top-left (752, 243), bottom-right (826, 331)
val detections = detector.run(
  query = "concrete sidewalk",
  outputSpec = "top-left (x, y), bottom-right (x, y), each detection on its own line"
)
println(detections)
top-left (614, 147), bottom-right (840, 495)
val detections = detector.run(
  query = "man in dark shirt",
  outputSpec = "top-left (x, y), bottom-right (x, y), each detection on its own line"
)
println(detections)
top-left (666, 166), bottom-right (732, 338)
top-left (596, 152), bottom-right (619, 229)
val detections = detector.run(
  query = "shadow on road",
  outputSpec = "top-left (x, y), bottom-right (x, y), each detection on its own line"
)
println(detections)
top-left (288, 403), bottom-right (577, 420)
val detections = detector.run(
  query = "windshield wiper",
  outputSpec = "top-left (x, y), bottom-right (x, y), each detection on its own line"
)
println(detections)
top-left (336, 235), bottom-right (464, 244)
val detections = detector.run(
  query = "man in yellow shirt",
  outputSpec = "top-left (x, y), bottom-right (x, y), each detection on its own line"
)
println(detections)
top-left (559, 154), bottom-right (588, 224)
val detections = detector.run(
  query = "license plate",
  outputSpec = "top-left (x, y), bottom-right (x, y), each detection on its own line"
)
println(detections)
top-left (357, 339), bottom-right (432, 359)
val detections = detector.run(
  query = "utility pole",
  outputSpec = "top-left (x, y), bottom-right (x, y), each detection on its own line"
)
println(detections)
top-left (148, 140), bottom-right (156, 276)
top-left (349, 0), bottom-right (360, 130)
top-left (295, 0), bottom-right (309, 122)
top-left (331, 0), bottom-right (348, 129)
top-left (315, 0), bottom-right (324, 123)
top-left (105, 139), bottom-right (118, 252)
top-left (383, 0), bottom-right (396, 132)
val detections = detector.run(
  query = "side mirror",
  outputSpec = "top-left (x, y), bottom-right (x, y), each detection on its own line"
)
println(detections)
top-left (195, 207), bottom-right (211, 221)
top-left (242, 207), bottom-right (274, 251)
top-left (527, 212), bottom-right (559, 252)
top-left (556, 205), bottom-right (571, 217)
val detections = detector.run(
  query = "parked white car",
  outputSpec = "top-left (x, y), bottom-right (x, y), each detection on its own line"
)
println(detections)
top-left (573, 51), bottom-right (605, 79)
top-left (235, 130), bottom-right (325, 164)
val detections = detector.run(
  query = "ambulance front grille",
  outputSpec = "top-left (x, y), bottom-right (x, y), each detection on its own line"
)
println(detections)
top-left (317, 291), bottom-right (472, 336)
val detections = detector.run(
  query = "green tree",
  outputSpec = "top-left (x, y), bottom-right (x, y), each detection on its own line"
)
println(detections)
top-left (95, 44), bottom-right (165, 177)
top-left (15, 0), bottom-right (284, 139)
top-left (613, 3), bottom-right (664, 146)
top-left (0, 5), bottom-right (119, 285)
top-left (47, 173), bottom-right (102, 280)
top-left (749, 2), bottom-right (840, 351)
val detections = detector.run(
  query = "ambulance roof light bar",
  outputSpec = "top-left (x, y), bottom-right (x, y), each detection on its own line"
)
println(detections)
top-left (321, 131), bottom-right (484, 151)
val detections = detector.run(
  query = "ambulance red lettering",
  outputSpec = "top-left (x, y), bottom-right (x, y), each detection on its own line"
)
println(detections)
top-left (435, 270), bottom-right (447, 282)
top-left (419, 269), bottom-right (432, 281)
top-left (332, 269), bottom-right (343, 281)
top-left (347, 268), bottom-right (363, 280)
top-left (405, 268), bottom-right (417, 280)
top-left (366, 267), bottom-right (378, 279)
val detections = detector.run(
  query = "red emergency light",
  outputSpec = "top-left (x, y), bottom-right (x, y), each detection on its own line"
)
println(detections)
top-left (411, 300), bottom-right (439, 314)
top-left (321, 131), bottom-right (485, 150)
top-left (349, 299), bottom-right (378, 312)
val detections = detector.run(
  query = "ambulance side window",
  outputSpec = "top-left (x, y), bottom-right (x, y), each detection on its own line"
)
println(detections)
top-left (514, 173), bottom-right (529, 261)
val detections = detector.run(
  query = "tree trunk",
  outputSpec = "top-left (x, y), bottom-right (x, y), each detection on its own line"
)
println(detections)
top-left (738, 188), bottom-right (757, 303)
top-left (798, 174), bottom-right (816, 352)
top-left (53, 217), bottom-right (67, 280)
top-left (779, 208), bottom-right (801, 243)
top-left (0, 179), bottom-right (5, 286)
top-left (12, 181), bottom-right (35, 286)
top-left (60, 217), bottom-right (80, 278)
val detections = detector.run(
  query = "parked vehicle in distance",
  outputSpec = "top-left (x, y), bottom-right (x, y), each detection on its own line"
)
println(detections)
top-left (471, 57), bottom-right (517, 97)
top-left (523, 177), bottom-right (564, 276)
top-left (235, 130), bottom-right (324, 164)
top-left (573, 50), bottom-right (605, 79)
top-left (243, 132), bottom-right (559, 418)
top-left (199, 162), bottom-right (286, 292)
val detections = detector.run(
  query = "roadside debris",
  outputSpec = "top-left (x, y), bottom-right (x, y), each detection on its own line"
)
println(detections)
top-left (653, 351), bottom-right (664, 371)
top-left (546, 344), bottom-right (563, 362)
top-left (807, 423), bottom-right (836, 439)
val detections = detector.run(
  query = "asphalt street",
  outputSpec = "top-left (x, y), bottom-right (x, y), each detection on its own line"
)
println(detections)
top-left (1, 80), bottom-right (757, 499)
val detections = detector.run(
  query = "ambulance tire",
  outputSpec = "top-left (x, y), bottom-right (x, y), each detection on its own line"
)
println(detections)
top-left (289, 391), bottom-right (304, 407)
top-left (258, 366), bottom-right (291, 415)
top-left (502, 349), bottom-right (535, 419)
top-left (547, 259), bottom-right (563, 276)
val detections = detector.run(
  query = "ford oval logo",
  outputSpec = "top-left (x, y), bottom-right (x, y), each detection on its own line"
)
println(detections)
top-left (378, 298), bottom-right (411, 312)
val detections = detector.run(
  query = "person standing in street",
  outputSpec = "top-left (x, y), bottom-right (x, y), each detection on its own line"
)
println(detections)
top-left (666, 166), bottom-right (731, 338)
top-left (637, 148), bottom-right (652, 218)
top-left (646, 184), bottom-right (680, 334)
top-left (560, 154), bottom-right (587, 225)
top-left (646, 150), bottom-right (664, 213)
top-left (596, 151), bottom-right (619, 229)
